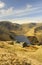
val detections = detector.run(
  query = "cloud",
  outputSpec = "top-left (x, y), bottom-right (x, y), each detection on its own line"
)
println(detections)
top-left (13, 4), bottom-right (33, 15)
top-left (9, 18), bottom-right (42, 24)
top-left (0, 7), bottom-right (14, 16)
top-left (0, 1), bottom-right (5, 8)
top-left (26, 4), bottom-right (32, 9)
top-left (0, 16), bottom-right (42, 24)
top-left (0, 4), bottom-right (32, 17)
top-left (0, 3), bottom-right (42, 24)
top-left (0, 4), bottom-right (39, 17)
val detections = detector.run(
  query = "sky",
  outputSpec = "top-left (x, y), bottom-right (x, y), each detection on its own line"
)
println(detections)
top-left (0, 0), bottom-right (42, 24)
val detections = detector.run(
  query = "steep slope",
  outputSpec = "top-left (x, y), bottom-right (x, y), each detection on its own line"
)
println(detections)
top-left (0, 21), bottom-right (17, 40)
top-left (34, 26), bottom-right (42, 43)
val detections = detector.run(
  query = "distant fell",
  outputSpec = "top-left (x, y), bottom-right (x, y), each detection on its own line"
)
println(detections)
top-left (0, 21), bottom-right (42, 42)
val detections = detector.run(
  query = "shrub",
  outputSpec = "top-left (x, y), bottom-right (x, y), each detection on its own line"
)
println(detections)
top-left (23, 42), bottom-right (28, 47)
top-left (9, 41), bottom-right (14, 45)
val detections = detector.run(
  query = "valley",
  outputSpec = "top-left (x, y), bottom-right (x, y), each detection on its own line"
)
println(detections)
top-left (0, 21), bottom-right (42, 65)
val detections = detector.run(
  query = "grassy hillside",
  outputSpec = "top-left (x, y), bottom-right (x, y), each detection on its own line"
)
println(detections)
top-left (0, 41), bottom-right (42, 65)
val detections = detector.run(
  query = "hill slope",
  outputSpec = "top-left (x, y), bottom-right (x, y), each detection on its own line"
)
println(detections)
top-left (0, 21), bottom-right (42, 42)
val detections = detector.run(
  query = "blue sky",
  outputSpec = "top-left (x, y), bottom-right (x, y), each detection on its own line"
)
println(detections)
top-left (0, 0), bottom-right (42, 24)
